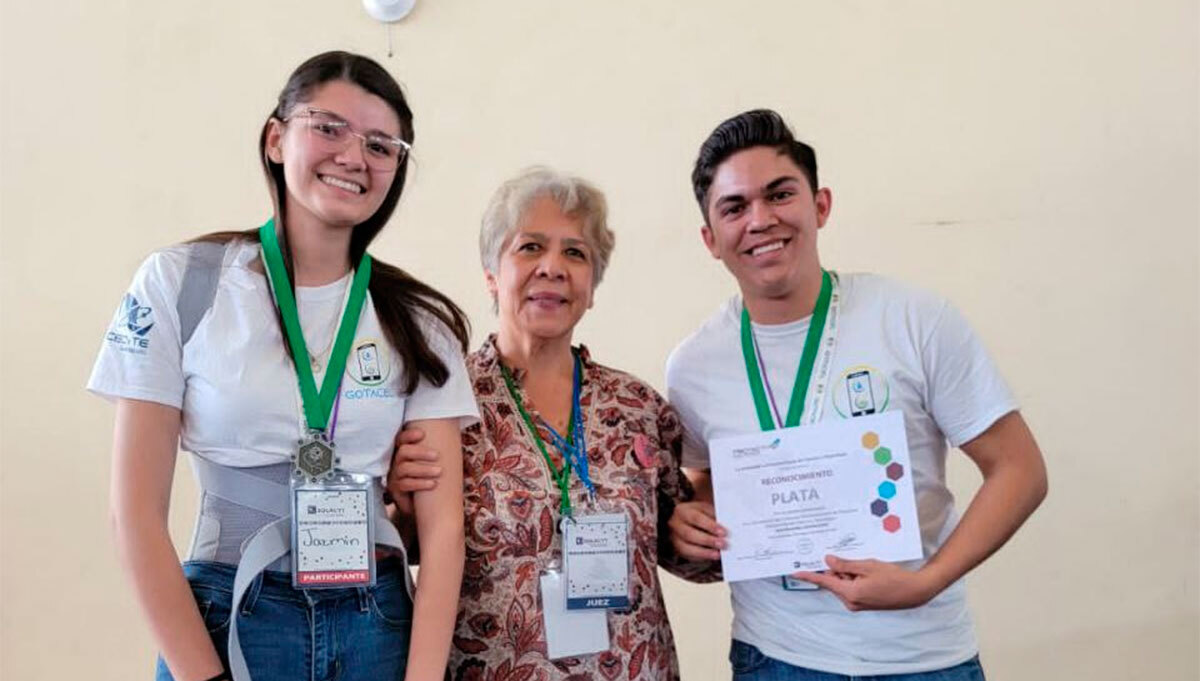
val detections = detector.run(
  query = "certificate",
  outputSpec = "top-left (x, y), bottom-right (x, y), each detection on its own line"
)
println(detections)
top-left (709, 411), bottom-right (922, 583)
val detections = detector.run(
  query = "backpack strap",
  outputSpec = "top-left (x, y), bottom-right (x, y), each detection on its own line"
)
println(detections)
top-left (176, 241), bottom-right (228, 346)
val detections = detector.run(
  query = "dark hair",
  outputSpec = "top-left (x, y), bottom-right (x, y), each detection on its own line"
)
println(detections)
top-left (196, 50), bottom-right (469, 393)
top-left (690, 109), bottom-right (819, 224)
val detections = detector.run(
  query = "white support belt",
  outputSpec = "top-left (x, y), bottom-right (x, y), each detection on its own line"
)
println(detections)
top-left (190, 456), bottom-right (412, 681)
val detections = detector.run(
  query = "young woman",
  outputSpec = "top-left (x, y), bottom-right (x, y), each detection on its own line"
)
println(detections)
top-left (88, 51), bottom-right (473, 681)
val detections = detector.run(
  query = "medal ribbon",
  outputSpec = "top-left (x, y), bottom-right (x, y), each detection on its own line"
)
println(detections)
top-left (500, 351), bottom-right (589, 517)
top-left (259, 219), bottom-right (372, 432)
top-left (740, 269), bottom-right (833, 431)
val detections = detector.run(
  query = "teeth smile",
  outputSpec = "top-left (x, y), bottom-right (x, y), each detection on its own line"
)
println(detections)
top-left (750, 241), bottom-right (784, 256)
top-left (321, 175), bottom-right (364, 194)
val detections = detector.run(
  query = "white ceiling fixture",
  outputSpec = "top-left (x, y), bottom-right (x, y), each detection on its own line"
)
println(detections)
top-left (362, 0), bottom-right (415, 23)
top-left (362, 0), bottom-right (416, 57)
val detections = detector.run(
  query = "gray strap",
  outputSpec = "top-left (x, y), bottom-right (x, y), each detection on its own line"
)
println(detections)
top-left (177, 241), bottom-right (226, 346)
top-left (192, 457), bottom-right (411, 681)
top-left (227, 517), bottom-right (290, 681)
top-left (191, 457), bottom-right (289, 517)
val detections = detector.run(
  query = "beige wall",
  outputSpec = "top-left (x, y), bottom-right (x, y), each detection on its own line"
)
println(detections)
top-left (2, 1), bottom-right (1197, 679)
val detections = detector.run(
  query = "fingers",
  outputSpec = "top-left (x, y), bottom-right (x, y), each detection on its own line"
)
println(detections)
top-left (387, 466), bottom-right (440, 493)
top-left (790, 571), bottom-right (860, 611)
top-left (668, 503), bottom-right (728, 561)
top-left (391, 461), bottom-right (442, 480)
top-left (824, 555), bottom-right (874, 576)
top-left (681, 503), bottom-right (727, 536)
top-left (392, 444), bottom-right (439, 464)
top-left (388, 477), bottom-right (437, 493)
top-left (393, 426), bottom-right (427, 447)
top-left (671, 538), bottom-right (720, 561)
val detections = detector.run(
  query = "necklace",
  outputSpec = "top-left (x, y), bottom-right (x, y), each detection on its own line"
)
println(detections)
top-left (303, 279), bottom-right (350, 373)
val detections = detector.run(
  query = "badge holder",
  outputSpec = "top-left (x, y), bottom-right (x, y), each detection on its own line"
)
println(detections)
top-left (781, 575), bottom-right (820, 591)
top-left (539, 559), bottom-right (610, 658)
top-left (561, 500), bottom-right (631, 611)
top-left (290, 432), bottom-right (376, 589)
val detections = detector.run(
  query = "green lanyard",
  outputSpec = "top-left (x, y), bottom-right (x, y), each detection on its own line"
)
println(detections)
top-left (259, 219), bottom-right (372, 432)
top-left (740, 269), bottom-right (833, 431)
top-left (500, 361), bottom-right (577, 517)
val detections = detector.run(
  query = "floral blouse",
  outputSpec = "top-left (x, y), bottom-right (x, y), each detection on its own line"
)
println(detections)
top-left (450, 337), bottom-right (716, 681)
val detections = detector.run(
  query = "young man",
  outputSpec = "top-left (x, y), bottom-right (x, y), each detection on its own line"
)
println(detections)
top-left (666, 109), bottom-right (1047, 680)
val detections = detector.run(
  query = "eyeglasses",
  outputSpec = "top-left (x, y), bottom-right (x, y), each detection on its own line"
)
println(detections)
top-left (284, 108), bottom-right (410, 172)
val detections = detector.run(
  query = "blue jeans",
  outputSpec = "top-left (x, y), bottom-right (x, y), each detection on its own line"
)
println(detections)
top-left (155, 558), bottom-right (412, 681)
top-left (730, 640), bottom-right (986, 681)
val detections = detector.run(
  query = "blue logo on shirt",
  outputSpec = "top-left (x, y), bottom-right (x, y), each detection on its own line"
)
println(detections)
top-left (122, 294), bottom-right (154, 336)
top-left (105, 293), bottom-right (154, 355)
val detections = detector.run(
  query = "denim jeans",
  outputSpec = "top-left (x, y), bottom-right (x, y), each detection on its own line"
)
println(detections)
top-left (729, 640), bottom-right (986, 681)
top-left (155, 557), bottom-right (412, 681)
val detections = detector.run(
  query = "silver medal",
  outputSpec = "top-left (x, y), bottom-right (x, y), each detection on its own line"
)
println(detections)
top-left (293, 431), bottom-right (340, 483)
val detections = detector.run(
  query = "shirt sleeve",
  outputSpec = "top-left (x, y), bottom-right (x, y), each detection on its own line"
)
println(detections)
top-left (665, 348), bottom-right (712, 469)
top-left (921, 300), bottom-right (1019, 448)
top-left (86, 249), bottom-right (188, 409)
top-left (403, 315), bottom-right (480, 429)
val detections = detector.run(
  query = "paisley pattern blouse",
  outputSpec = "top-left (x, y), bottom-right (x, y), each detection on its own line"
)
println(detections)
top-left (450, 337), bottom-right (716, 681)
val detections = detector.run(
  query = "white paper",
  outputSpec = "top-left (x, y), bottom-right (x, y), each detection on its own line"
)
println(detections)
top-left (539, 571), bottom-right (609, 659)
top-left (709, 411), bottom-right (922, 583)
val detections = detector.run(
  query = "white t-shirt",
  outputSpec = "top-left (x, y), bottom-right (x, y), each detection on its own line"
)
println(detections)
top-left (88, 240), bottom-right (479, 478)
top-left (666, 272), bottom-right (1017, 676)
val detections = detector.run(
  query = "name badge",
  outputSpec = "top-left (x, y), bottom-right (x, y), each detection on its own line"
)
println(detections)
top-left (290, 473), bottom-right (376, 589)
top-left (539, 569), bottom-right (609, 659)
top-left (562, 512), bottom-right (630, 610)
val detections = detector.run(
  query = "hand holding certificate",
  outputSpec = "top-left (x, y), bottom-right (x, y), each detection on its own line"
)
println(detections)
top-left (709, 411), bottom-right (922, 583)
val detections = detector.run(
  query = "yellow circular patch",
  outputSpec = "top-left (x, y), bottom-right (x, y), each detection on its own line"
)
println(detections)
top-left (861, 432), bottom-right (880, 449)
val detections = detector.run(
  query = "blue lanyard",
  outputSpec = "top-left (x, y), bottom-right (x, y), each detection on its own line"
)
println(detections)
top-left (540, 353), bottom-right (595, 499)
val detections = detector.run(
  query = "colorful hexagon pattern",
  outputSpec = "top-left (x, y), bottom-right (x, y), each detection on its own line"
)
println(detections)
top-left (873, 447), bottom-right (892, 465)
top-left (882, 515), bottom-right (901, 533)
top-left (886, 462), bottom-right (904, 481)
top-left (877, 481), bottom-right (896, 499)
top-left (870, 499), bottom-right (889, 516)
top-left (861, 432), bottom-right (880, 449)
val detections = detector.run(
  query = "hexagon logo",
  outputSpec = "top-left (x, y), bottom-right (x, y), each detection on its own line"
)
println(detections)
top-left (886, 462), bottom-right (905, 481)
top-left (882, 515), bottom-right (901, 533)
top-left (877, 481), bottom-right (896, 499)
top-left (861, 432), bottom-right (880, 449)
top-left (870, 499), bottom-right (889, 517)
top-left (296, 439), bottom-right (334, 479)
top-left (873, 447), bottom-right (892, 465)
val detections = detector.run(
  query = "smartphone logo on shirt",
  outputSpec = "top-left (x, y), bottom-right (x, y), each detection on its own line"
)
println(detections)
top-left (345, 337), bottom-right (391, 389)
top-left (832, 365), bottom-right (890, 419)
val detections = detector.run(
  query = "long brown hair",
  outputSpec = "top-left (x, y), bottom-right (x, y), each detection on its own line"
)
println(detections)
top-left (196, 51), bottom-right (469, 392)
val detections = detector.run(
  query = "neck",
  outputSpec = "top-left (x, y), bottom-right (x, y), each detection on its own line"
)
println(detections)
top-left (743, 266), bottom-right (824, 325)
top-left (281, 204), bottom-right (354, 287)
top-left (496, 326), bottom-right (574, 381)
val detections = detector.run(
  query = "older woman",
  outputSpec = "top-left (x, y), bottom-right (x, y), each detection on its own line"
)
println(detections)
top-left (391, 167), bottom-right (713, 680)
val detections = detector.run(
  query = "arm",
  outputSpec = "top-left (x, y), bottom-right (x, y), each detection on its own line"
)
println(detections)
top-left (654, 408), bottom-right (722, 583)
top-left (793, 411), bottom-right (1048, 610)
top-left (386, 425), bottom-right (442, 560)
top-left (401, 417), bottom-right (465, 681)
top-left (110, 398), bottom-right (225, 681)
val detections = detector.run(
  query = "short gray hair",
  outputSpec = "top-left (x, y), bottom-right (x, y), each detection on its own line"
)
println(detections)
top-left (479, 166), bottom-right (615, 287)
